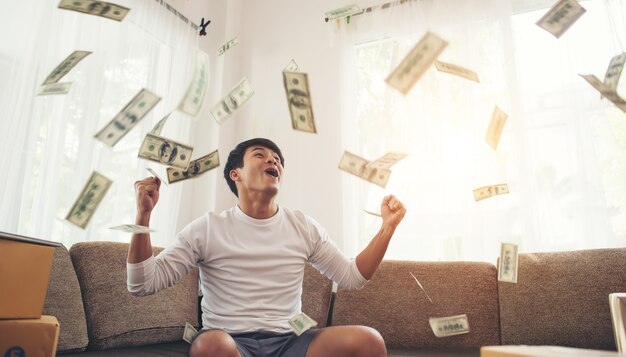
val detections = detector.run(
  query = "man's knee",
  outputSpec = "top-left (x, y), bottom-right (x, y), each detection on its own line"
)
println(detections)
top-left (347, 326), bottom-right (387, 357)
top-left (189, 329), bottom-right (240, 357)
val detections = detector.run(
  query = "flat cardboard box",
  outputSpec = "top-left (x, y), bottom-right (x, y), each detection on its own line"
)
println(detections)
top-left (481, 345), bottom-right (622, 357)
top-left (0, 231), bottom-right (61, 319)
top-left (0, 315), bottom-right (60, 357)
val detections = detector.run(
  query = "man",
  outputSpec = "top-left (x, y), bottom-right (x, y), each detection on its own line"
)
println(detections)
top-left (128, 138), bottom-right (406, 357)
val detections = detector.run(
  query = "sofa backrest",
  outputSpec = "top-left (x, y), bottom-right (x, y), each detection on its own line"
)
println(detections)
top-left (302, 263), bottom-right (333, 328)
top-left (332, 260), bottom-right (501, 350)
top-left (498, 247), bottom-right (626, 350)
top-left (70, 242), bottom-right (199, 350)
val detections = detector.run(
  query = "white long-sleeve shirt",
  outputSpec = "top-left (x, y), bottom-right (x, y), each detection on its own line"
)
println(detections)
top-left (127, 205), bottom-right (367, 333)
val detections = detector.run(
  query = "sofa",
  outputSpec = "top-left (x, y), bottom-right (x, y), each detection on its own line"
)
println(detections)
top-left (43, 241), bottom-right (626, 356)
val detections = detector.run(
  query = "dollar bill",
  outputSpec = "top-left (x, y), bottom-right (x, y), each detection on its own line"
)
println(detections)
top-left (603, 53), bottom-right (626, 93)
top-left (580, 74), bottom-right (626, 113)
top-left (363, 166), bottom-right (391, 188)
top-left (338, 151), bottom-right (391, 188)
top-left (182, 322), bottom-right (198, 343)
top-left (473, 183), bottom-right (509, 202)
top-left (94, 89), bottom-right (161, 147)
top-left (283, 59), bottom-right (300, 72)
top-left (409, 272), bottom-right (433, 304)
top-left (535, 0), bottom-right (586, 38)
top-left (166, 150), bottom-right (219, 184)
top-left (386, 32), bottom-right (448, 95)
top-left (434, 60), bottom-right (479, 83)
top-left (42, 50), bottom-right (92, 85)
top-left (150, 113), bottom-right (170, 136)
top-left (283, 71), bottom-right (317, 133)
top-left (485, 106), bottom-right (508, 151)
top-left (325, 4), bottom-right (361, 20)
top-left (146, 168), bottom-right (168, 186)
top-left (109, 224), bottom-right (154, 233)
top-left (429, 314), bottom-right (470, 338)
top-left (58, 0), bottom-right (130, 21)
top-left (364, 209), bottom-right (382, 217)
top-left (178, 50), bottom-right (209, 117)
top-left (498, 243), bottom-right (518, 283)
top-left (218, 37), bottom-right (239, 56)
top-left (210, 78), bottom-right (255, 125)
top-left (288, 313), bottom-right (317, 336)
top-left (367, 152), bottom-right (408, 171)
top-left (37, 82), bottom-right (73, 96)
top-left (139, 133), bottom-right (193, 170)
top-left (66, 171), bottom-right (112, 229)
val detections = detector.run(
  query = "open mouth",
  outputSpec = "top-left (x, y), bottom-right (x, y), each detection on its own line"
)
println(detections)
top-left (264, 168), bottom-right (279, 178)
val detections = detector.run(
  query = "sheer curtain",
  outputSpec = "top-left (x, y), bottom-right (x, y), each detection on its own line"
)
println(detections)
top-left (0, 0), bottom-right (201, 248)
top-left (335, 0), bottom-right (626, 262)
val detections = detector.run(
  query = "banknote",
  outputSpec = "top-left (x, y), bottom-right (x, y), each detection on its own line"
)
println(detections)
top-left (363, 166), bottom-right (391, 188)
top-left (139, 133), bottom-right (193, 170)
top-left (498, 242), bottom-right (518, 283)
top-left (166, 150), bottom-right (219, 183)
top-left (429, 314), bottom-right (470, 337)
top-left (37, 82), bottom-right (73, 96)
top-left (218, 37), bottom-right (239, 56)
top-left (283, 71), bottom-right (317, 133)
top-left (580, 74), bottom-right (626, 113)
top-left (473, 183), bottom-right (509, 202)
top-left (325, 4), bottom-right (361, 20)
top-left (535, 0), bottom-right (586, 38)
top-left (150, 113), bottom-right (170, 136)
top-left (210, 78), bottom-right (255, 125)
top-left (94, 89), bottom-right (161, 147)
top-left (283, 59), bottom-right (300, 72)
top-left (485, 106), bottom-right (508, 151)
top-left (288, 313), bottom-right (317, 336)
top-left (146, 167), bottom-right (168, 186)
top-left (66, 171), bottom-right (112, 229)
top-left (109, 224), bottom-right (154, 233)
top-left (178, 50), bottom-right (209, 117)
top-left (409, 272), bottom-right (433, 304)
top-left (42, 50), bottom-right (92, 85)
top-left (58, 0), bottom-right (130, 21)
top-left (603, 53), bottom-right (626, 93)
top-left (182, 322), bottom-right (198, 343)
top-left (386, 32), bottom-right (448, 95)
top-left (367, 152), bottom-right (407, 171)
top-left (338, 151), bottom-right (391, 188)
top-left (364, 209), bottom-right (382, 217)
top-left (434, 60), bottom-right (479, 83)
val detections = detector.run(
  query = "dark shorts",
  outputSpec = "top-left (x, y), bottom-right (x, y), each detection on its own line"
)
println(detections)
top-left (192, 328), bottom-right (320, 357)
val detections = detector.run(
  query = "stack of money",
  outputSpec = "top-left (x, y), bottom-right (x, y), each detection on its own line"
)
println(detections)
top-left (473, 183), bottom-right (509, 202)
top-left (210, 78), bottom-right (255, 125)
top-left (58, 0), bottom-right (130, 22)
top-left (167, 150), bottom-right (220, 184)
top-left (283, 72), bottom-right (317, 133)
top-left (429, 314), bottom-right (470, 337)
top-left (498, 243), bottom-right (518, 283)
top-left (138, 133), bottom-right (193, 170)
top-left (338, 151), bottom-right (406, 188)
top-left (66, 171), bottom-right (112, 229)
top-left (536, 0), bottom-right (586, 38)
top-left (288, 313), bottom-right (317, 336)
top-left (38, 50), bottom-right (91, 96)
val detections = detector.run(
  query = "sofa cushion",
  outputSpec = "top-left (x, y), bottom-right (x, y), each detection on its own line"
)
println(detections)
top-left (70, 242), bottom-right (198, 350)
top-left (332, 260), bottom-right (500, 350)
top-left (302, 263), bottom-right (333, 327)
top-left (498, 248), bottom-right (626, 350)
top-left (43, 245), bottom-right (89, 353)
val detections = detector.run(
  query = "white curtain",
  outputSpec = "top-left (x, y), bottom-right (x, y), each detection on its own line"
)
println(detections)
top-left (335, 0), bottom-right (626, 262)
top-left (0, 0), bottom-right (201, 248)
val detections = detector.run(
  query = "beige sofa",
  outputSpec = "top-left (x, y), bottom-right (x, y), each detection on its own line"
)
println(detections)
top-left (44, 242), bottom-right (626, 356)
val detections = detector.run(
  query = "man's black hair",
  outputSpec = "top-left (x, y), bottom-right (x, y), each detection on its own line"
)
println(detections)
top-left (223, 138), bottom-right (285, 197)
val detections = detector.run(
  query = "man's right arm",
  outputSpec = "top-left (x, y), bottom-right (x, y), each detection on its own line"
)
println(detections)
top-left (127, 177), bottom-right (160, 264)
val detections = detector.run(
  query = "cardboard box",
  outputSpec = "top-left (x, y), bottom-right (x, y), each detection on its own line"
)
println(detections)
top-left (0, 315), bottom-right (60, 357)
top-left (0, 231), bottom-right (61, 319)
top-left (481, 345), bottom-right (622, 357)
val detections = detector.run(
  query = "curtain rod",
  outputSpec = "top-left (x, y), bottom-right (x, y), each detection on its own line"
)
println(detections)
top-left (324, 0), bottom-right (417, 22)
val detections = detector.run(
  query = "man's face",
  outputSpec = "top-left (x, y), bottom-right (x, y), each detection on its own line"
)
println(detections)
top-left (232, 145), bottom-right (283, 197)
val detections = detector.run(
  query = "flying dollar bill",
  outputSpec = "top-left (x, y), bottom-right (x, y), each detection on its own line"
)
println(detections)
top-left (42, 50), bottom-right (92, 85)
top-left (178, 50), bottom-right (209, 117)
top-left (66, 171), bottom-right (112, 229)
top-left (150, 113), bottom-right (170, 136)
top-left (325, 4), bottom-right (361, 20)
top-left (434, 60), bottom-right (479, 83)
top-left (283, 71), bottom-right (317, 133)
top-left (94, 89), bottom-right (161, 147)
top-left (139, 133), bottom-right (193, 170)
top-left (364, 209), bottom-right (382, 217)
top-left (473, 183), bottom-right (509, 202)
top-left (580, 74), bottom-right (626, 113)
top-left (218, 37), bottom-right (239, 56)
top-left (603, 53), bottom-right (626, 94)
top-left (498, 242), bottom-right (518, 283)
top-left (37, 82), bottom-right (73, 96)
top-left (166, 150), bottom-right (219, 184)
top-left (485, 106), bottom-right (508, 151)
top-left (288, 313), bottom-right (317, 336)
top-left (386, 32), bottom-right (448, 95)
top-left (58, 0), bottom-right (130, 21)
top-left (367, 152), bottom-right (407, 171)
top-left (429, 314), bottom-right (470, 338)
top-left (109, 224), bottom-right (154, 234)
top-left (182, 322), bottom-right (198, 343)
top-left (210, 77), bottom-right (255, 125)
top-left (338, 151), bottom-right (391, 188)
top-left (283, 59), bottom-right (300, 72)
top-left (409, 272), bottom-right (433, 304)
top-left (536, 0), bottom-right (586, 38)
top-left (146, 167), bottom-right (168, 186)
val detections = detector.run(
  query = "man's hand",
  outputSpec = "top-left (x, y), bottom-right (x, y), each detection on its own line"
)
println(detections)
top-left (135, 176), bottom-right (161, 215)
top-left (380, 194), bottom-right (406, 228)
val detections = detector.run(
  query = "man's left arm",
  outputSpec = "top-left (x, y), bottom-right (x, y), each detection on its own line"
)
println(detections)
top-left (355, 194), bottom-right (406, 280)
